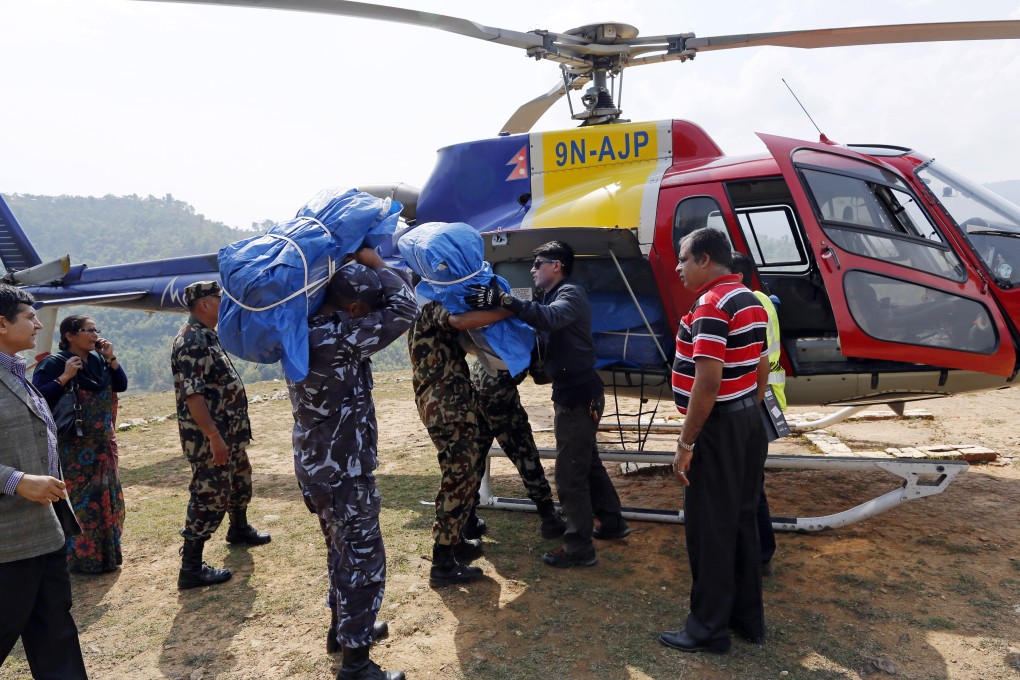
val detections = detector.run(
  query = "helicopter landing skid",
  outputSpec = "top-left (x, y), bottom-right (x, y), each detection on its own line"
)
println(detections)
top-left (476, 449), bottom-right (967, 533)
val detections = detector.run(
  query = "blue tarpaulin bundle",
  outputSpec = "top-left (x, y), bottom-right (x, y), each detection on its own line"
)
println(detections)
top-left (397, 221), bottom-right (534, 377)
top-left (218, 187), bottom-right (402, 381)
top-left (589, 291), bottom-right (671, 369)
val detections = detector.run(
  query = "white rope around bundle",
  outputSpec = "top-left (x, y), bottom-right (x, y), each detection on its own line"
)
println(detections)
top-left (407, 247), bottom-right (484, 286)
top-left (220, 216), bottom-right (336, 313)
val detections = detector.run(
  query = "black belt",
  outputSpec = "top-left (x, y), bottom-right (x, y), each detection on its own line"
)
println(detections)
top-left (708, 394), bottom-right (758, 418)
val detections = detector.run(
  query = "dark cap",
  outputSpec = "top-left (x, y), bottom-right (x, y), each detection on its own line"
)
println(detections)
top-left (328, 263), bottom-right (382, 307)
top-left (184, 280), bottom-right (222, 306)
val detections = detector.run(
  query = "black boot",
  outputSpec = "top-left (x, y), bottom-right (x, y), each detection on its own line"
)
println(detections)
top-left (537, 499), bottom-right (566, 539)
top-left (429, 543), bottom-right (483, 588)
top-left (336, 644), bottom-right (404, 680)
top-left (452, 537), bottom-right (483, 562)
top-left (178, 538), bottom-right (232, 590)
top-left (462, 510), bottom-right (487, 540)
top-left (327, 608), bottom-right (390, 654)
top-left (225, 509), bottom-right (272, 545)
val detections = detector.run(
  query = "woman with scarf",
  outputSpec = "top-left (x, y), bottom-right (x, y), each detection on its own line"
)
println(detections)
top-left (33, 314), bottom-right (128, 573)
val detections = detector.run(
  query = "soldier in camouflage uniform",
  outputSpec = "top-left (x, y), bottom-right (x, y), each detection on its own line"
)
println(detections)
top-left (288, 249), bottom-right (413, 680)
top-left (409, 300), bottom-right (513, 587)
top-left (470, 362), bottom-right (566, 538)
top-left (171, 280), bottom-right (270, 591)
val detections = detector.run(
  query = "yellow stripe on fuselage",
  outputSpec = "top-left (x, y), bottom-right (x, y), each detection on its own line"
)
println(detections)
top-left (523, 121), bottom-right (673, 248)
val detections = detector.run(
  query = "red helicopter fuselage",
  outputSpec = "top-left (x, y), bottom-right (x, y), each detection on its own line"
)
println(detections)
top-left (418, 120), bottom-right (1020, 405)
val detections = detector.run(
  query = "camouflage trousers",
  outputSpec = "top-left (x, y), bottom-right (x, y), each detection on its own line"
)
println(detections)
top-left (471, 363), bottom-right (554, 507)
top-left (180, 444), bottom-right (253, 541)
top-left (302, 475), bottom-right (386, 650)
top-left (428, 409), bottom-right (489, 546)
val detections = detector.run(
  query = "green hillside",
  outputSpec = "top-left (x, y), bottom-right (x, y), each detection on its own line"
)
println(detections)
top-left (2, 193), bottom-right (411, 392)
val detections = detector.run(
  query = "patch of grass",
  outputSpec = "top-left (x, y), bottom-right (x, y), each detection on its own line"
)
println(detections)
top-left (913, 616), bottom-right (956, 630)
top-left (830, 598), bottom-right (890, 621)
top-left (950, 573), bottom-right (984, 595)
top-left (916, 535), bottom-right (977, 554)
top-left (833, 573), bottom-right (879, 589)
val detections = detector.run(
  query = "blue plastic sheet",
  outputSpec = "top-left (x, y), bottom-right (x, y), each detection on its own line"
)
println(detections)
top-left (397, 222), bottom-right (534, 377)
top-left (588, 292), bottom-right (670, 369)
top-left (217, 187), bottom-right (402, 381)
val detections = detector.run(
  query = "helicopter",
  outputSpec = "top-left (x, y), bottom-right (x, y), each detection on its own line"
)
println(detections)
top-left (5, 0), bottom-right (1020, 414)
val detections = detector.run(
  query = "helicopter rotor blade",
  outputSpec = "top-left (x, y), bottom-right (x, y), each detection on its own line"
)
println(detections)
top-left (500, 75), bottom-right (592, 135)
top-left (687, 20), bottom-right (1020, 52)
top-left (142, 0), bottom-right (547, 51)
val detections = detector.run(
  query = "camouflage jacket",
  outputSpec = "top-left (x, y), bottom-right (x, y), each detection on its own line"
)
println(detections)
top-left (287, 268), bottom-right (416, 493)
top-left (408, 300), bottom-right (478, 428)
top-left (171, 315), bottom-right (251, 456)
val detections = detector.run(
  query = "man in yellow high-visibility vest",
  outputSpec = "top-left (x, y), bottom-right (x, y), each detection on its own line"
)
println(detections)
top-left (731, 253), bottom-right (784, 575)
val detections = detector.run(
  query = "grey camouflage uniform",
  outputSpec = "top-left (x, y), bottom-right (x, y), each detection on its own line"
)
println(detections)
top-left (470, 362), bottom-right (554, 507)
top-left (287, 265), bottom-right (416, 650)
top-left (408, 301), bottom-right (492, 546)
top-left (172, 314), bottom-right (252, 541)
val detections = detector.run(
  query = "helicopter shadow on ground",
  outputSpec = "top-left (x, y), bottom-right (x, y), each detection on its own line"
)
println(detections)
top-left (431, 465), bottom-right (972, 679)
top-left (157, 546), bottom-right (255, 678)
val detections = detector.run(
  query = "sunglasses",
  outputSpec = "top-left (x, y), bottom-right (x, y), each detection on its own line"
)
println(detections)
top-left (532, 258), bottom-right (559, 269)
top-left (76, 328), bottom-right (101, 335)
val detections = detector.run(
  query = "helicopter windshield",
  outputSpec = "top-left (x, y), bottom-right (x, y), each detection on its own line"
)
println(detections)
top-left (916, 161), bottom-right (1020, 289)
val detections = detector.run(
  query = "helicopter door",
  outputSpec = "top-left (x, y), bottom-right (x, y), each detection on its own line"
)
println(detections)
top-left (651, 185), bottom-right (735, 331)
top-left (759, 133), bottom-right (1016, 377)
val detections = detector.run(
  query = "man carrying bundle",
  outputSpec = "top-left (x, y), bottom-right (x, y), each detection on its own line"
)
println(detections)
top-left (287, 247), bottom-right (416, 680)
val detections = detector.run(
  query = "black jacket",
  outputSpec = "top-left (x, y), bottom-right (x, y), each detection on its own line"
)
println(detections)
top-left (509, 277), bottom-right (601, 404)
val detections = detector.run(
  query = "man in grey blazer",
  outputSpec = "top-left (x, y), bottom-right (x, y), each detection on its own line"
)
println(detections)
top-left (0, 284), bottom-right (88, 678)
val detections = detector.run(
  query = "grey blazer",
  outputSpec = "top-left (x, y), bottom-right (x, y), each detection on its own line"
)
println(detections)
top-left (0, 368), bottom-right (67, 563)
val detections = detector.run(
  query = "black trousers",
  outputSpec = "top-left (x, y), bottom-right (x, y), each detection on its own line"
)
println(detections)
top-left (0, 548), bottom-right (88, 679)
top-left (757, 485), bottom-right (776, 564)
top-left (683, 403), bottom-right (768, 643)
top-left (553, 393), bottom-right (623, 555)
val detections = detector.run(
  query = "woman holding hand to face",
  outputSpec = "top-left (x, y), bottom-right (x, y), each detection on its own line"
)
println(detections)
top-left (33, 314), bottom-right (128, 573)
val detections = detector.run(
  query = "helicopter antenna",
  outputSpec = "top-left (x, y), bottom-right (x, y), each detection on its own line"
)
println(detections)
top-left (782, 78), bottom-right (831, 143)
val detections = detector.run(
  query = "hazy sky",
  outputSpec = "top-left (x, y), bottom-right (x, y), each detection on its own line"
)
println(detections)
top-left (3, 0), bottom-right (1020, 229)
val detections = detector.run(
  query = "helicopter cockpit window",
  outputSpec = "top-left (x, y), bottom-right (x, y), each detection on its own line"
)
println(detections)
top-left (735, 205), bottom-right (808, 273)
top-left (916, 161), bottom-right (1020, 289)
top-left (673, 196), bottom-right (729, 256)
top-left (793, 151), bottom-right (965, 282)
top-left (843, 270), bottom-right (997, 354)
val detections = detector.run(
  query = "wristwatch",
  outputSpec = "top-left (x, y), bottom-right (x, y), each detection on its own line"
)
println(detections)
top-left (677, 439), bottom-right (695, 452)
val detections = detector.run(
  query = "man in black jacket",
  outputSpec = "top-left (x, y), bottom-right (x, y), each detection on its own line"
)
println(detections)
top-left (466, 241), bottom-right (628, 568)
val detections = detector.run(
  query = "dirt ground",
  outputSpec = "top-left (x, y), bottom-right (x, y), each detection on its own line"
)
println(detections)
top-left (3, 373), bottom-right (1020, 679)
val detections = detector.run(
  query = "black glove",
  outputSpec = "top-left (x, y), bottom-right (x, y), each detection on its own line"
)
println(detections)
top-left (464, 276), bottom-right (504, 310)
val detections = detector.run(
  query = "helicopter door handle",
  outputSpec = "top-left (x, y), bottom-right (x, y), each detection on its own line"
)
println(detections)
top-left (820, 244), bottom-right (841, 271)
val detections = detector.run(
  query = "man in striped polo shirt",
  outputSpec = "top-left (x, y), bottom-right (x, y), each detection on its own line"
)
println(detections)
top-left (660, 228), bottom-right (770, 655)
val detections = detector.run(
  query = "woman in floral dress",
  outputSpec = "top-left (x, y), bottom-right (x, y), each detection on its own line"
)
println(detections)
top-left (33, 314), bottom-right (128, 573)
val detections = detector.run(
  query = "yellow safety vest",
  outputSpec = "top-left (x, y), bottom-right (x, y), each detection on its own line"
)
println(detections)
top-left (753, 290), bottom-right (786, 411)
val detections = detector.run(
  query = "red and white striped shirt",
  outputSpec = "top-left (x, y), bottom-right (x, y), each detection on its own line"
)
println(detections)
top-left (672, 274), bottom-right (768, 415)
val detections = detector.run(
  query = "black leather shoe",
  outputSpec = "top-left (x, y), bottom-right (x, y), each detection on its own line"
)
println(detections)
top-left (659, 629), bottom-right (730, 654)
top-left (452, 538), bottom-right (483, 562)
top-left (730, 624), bottom-right (765, 645)
top-left (429, 544), bottom-right (483, 587)
top-left (327, 619), bottom-right (389, 654)
top-left (540, 514), bottom-right (567, 539)
top-left (593, 521), bottom-right (632, 540)
top-left (542, 546), bottom-right (597, 568)
top-left (225, 510), bottom-right (271, 545)
top-left (462, 515), bottom-right (487, 540)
